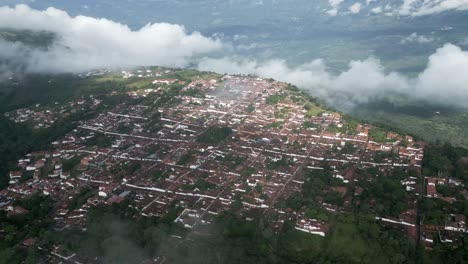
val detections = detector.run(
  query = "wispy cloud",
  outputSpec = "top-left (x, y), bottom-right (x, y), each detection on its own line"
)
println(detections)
top-left (400, 33), bottom-right (434, 44)
top-left (399, 0), bottom-right (468, 16)
top-left (325, 0), bottom-right (468, 17)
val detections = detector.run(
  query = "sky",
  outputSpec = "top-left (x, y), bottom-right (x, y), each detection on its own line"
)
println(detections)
top-left (325, 0), bottom-right (468, 16)
top-left (1, 2), bottom-right (468, 109)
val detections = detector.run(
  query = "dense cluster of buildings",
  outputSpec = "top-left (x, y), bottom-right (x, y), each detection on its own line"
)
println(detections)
top-left (1, 70), bottom-right (466, 262)
top-left (4, 96), bottom-right (102, 129)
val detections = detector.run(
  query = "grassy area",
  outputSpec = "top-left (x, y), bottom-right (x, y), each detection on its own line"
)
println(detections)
top-left (304, 102), bottom-right (325, 117)
top-left (93, 74), bottom-right (125, 83)
top-left (305, 106), bottom-right (324, 117)
top-left (126, 79), bottom-right (155, 89)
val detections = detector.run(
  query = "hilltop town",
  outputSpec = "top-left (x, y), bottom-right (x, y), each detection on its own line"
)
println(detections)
top-left (1, 68), bottom-right (467, 263)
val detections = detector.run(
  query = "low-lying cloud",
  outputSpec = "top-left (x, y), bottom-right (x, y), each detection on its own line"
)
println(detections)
top-left (198, 44), bottom-right (468, 109)
top-left (0, 4), bottom-right (222, 73)
top-left (2, 5), bottom-right (468, 110)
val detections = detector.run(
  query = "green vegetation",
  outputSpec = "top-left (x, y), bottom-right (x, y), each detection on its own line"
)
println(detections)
top-left (152, 169), bottom-right (171, 181)
top-left (62, 155), bottom-right (82, 172)
top-left (422, 143), bottom-right (468, 182)
top-left (85, 133), bottom-right (114, 148)
top-left (116, 123), bottom-right (133, 134)
top-left (274, 108), bottom-right (289, 119)
top-left (123, 162), bottom-right (142, 175)
top-left (144, 112), bottom-right (162, 133)
top-left (0, 74), bottom-right (127, 113)
top-left (352, 101), bottom-right (468, 148)
top-left (0, 29), bottom-right (55, 49)
top-left (358, 169), bottom-right (408, 218)
top-left (153, 83), bottom-right (184, 107)
top-left (255, 183), bottom-right (263, 193)
top-left (0, 108), bottom-right (102, 189)
top-left (197, 126), bottom-right (232, 144)
top-left (266, 121), bottom-right (283, 129)
top-left (368, 128), bottom-right (390, 143)
top-left (266, 157), bottom-right (292, 170)
top-left (341, 142), bottom-right (356, 154)
top-left (304, 103), bottom-right (324, 117)
top-left (216, 154), bottom-right (246, 169)
top-left (148, 212), bottom-right (457, 264)
top-left (19, 171), bottom-right (34, 183)
top-left (342, 115), bottom-right (359, 132)
top-left (182, 88), bottom-right (205, 98)
top-left (184, 178), bottom-right (216, 191)
top-left (166, 69), bottom-right (217, 83)
top-left (373, 151), bottom-right (396, 163)
top-left (246, 103), bottom-right (255, 113)
top-left (329, 115), bottom-right (360, 135)
top-left (0, 193), bottom-right (54, 264)
top-left (1, 69), bottom-right (468, 263)
top-left (302, 164), bottom-right (343, 200)
top-left (241, 167), bottom-right (256, 178)
top-left (286, 84), bottom-right (300, 92)
top-left (420, 198), bottom-right (446, 225)
top-left (302, 121), bottom-right (318, 129)
top-left (177, 150), bottom-right (196, 165)
top-left (328, 119), bottom-right (359, 135)
top-left (266, 93), bottom-right (286, 105)
top-left (46, 201), bottom-right (184, 264)
top-left (68, 187), bottom-right (96, 210)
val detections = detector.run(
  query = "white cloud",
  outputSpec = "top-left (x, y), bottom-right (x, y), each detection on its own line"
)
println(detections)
top-left (415, 44), bottom-right (468, 106)
top-left (399, 0), bottom-right (468, 16)
top-left (326, 0), bottom-right (344, 16)
top-left (325, 0), bottom-right (468, 17)
top-left (198, 56), bottom-right (408, 109)
top-left (0, 4), bottom-right (222, 73)
top-left (400, 33), bottom-right (434, 44)
top-left (349, 3), bottom-right (362, 14)
top-left (199, 44), bottom-right (468, 109)
top-left (326, 8), bottom-right (339, 16)
top-left (233, 34), bottom-right (248, 41)
top-left (198, 57), bottom-right (331, 89)
top-left (329, 0), bottom-right (344, 9)
top-left (327, 0), bottom-right (468, 16)
top-left (2, 5), bottom-right (468, 110)
top-left (371, 6), bottom-right (383, 14)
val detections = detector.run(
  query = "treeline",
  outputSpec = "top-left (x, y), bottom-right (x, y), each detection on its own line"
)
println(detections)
top-left (0, 93), bottom-right (129, 189)
top-left (358, 169), bottom-right (409, 218)
top-left (0, 193), bottom-right (54, 264)
top-left (0, 73), bottom-right (129, 113)
top-left (422, 143), bottom-right (468, 182)
top-left (0, 112), bottom-right (84, 188)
